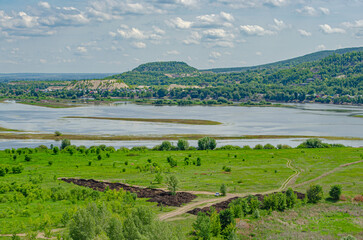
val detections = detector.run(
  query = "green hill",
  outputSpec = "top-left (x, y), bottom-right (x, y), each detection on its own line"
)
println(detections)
top-left (132, 61), bottom-right (197, 74)
top-left (202, 46), bottom-right (363, 73)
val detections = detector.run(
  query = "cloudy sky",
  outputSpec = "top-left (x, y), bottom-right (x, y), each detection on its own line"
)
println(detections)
top-left (0, 0), bottom-right (362, 73)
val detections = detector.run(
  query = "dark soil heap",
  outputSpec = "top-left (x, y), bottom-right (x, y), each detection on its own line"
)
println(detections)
top-left (61, 178), bottom-right (196, 207)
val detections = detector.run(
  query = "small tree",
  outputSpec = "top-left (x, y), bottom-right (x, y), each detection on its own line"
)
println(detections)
top-left (220, 184), bottom-right (227, 196)
top-left (167, 175), bottom-right (179, 195)
top-left (24, 155), bottom-right (31, 162)
top-left (219, 209), bottom-right (234, 231)
top-left (177, 139), bottom-right (189, 150)
top-left (286, 188), bottom-right (298, 208)
top-left (160, 141), bottom-right (172, 151)
top-left (198, 137), bottom-right (217, 150)
top-left (209, 207), bottom-right (221, 237)
top-left (329, 185), bottom-right (342, 201)
top-left (154, 172), bottom-right (163, 184)
top-left (61, 139), bottom-right (71, 150)
top-left (196, 157), bottom-right (202, 166)
top-left (54, 131), bottom-right (62, 136)
top-left (307, 184), bottom-right (324, 203)
top-left (53, 146), bottom-right (60, 155)
top-left (192, 212), bottom-right (211, 240)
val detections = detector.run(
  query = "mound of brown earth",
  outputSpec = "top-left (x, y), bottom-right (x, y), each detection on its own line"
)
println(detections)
top-left (61, 178), bottom-right (196, 207)
top-left (147, 192), bottom-right (197, 207)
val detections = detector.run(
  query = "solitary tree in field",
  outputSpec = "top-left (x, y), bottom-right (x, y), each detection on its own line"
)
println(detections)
top-left (167, 175), bottom-right (179, 195)
top-left (307, 184), bottom-right (323, 203)
top-left (329, 185), bottom-right (342, 201)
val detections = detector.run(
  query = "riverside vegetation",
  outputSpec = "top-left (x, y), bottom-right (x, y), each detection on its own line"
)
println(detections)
top-left (0, 138), bottom-right (362, 239)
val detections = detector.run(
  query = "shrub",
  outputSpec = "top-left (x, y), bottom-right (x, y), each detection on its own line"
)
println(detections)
top-left (166, 175), bottom-right (179, 195)
top-left (307, 184), bottom-right (324, 203)
top-left (297, 138), bottom-right (330, 148)
top-left (0, 167), bottom-right (5, 177)
top-left (167, 156), bottom-right (177, 168)
top-left (198, 137), bottom-right (217, 150)
top-left (54, 131), bottom-right (62, 136)
top-left (263, 144), bottom-right (275, 149)
top-left (329, 185), bottom-right (342, 201)
top-left (177, 139), bottom-right (189, 150)
top-left (220, 184), bottom-right (227, 196)
top-left (154, 172), bottom-right (163, 184)
top-left (24, 155), bottom-right (31, 162)
top-left (254, 144), bottom-right (263, 150)
top-left (193, 212), bottom-right (211, 240)
top-left (196, 157), bottom-right (201, 166)
top-left (286, 188), bottom-right (298, 208)
top-left (52, 147), bottom-right (59, 155)
top-left (160, 141), bottom-right (172, 151)
top-left (60, 139), bottom-right (71, 150)
top-left (219, 209), bottom-right (234, 231)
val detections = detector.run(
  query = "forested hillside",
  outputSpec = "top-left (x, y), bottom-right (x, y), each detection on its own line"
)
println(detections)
top-left (1, 50), bottom-right (362, 105)
top-left (202, 46), bottom-right (363, 73)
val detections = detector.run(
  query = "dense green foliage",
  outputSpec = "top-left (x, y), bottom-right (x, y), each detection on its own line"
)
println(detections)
top-left (307, 185), bottom-right (324, 203)
top-left (1, 50), bottom-right (362, 105)
top-left (329, 185), bottom-right (342, 201)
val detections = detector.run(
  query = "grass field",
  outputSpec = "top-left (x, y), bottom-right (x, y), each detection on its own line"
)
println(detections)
top-left (0, 147), bottom-right (362, 238)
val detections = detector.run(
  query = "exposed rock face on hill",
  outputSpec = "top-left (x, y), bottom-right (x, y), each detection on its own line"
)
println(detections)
top-left (66, 79), bottom-right (128, 90)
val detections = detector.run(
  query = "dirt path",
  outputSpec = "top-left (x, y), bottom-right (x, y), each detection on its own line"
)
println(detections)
top-left (294, 160), bottom-right (363, 188)
top-left (0, 229), bottom-right (62, 239)
top-left (159, 158), bottom-right (301, 221)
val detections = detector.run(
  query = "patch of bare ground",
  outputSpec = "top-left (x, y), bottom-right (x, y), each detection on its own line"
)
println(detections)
top-left (61, 178), bottom-right (196, 207)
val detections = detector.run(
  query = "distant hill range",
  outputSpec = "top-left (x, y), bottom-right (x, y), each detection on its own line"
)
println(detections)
top-left (0, 73), bottom-right (114, 82)
top-left (201, 46), bottom-right (363, 73)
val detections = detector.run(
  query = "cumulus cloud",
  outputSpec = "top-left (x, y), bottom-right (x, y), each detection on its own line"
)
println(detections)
top-left (131, 41), bottom-right (146, 48)
top-left (203, 28), bottom-right (234, 39)
top-left (342, 19), bottom-right (363, 28)
top-left (195, 12), bottom-right (234, 28)
top-left (264, 0), bottom-right (289, 7)
top-left (298, 29), bottom-right (312, 37)
top-left (183, 31), bottom-right (202, 45)
top-left (167, 17), bottom-right (193, 29)
top-left (38, 2), bottom-right (51, 9)
top-left (296, 6), bottom-right (330, 16)
top-left (209, 51), bottom-right (221, 59)
top-left (319, 24), bottom-right (345, 34)
top-left (240, 25), bottom-right (274, 36)
top-left (319, 7), bottom-right (330, 15)
top-left (271, 18), bottom-right (288, 31)
top-left (117, 27), bottom-right (146, 39)
top-left (296, 6), bottom-right (316, 16)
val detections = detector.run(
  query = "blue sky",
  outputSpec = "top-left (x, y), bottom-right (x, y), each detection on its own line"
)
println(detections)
top-left (0, 0), bottom-right (362, 73)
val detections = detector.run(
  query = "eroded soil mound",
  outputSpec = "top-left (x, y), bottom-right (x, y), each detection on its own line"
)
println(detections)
top-left (61, 178), bottom-right (196, 207)
top-left (147, 192), bottom-right (197, 207)
top-left (188, 191), bottom-right (305, 215)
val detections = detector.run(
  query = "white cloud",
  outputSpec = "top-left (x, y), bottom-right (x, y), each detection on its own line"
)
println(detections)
top-left (319, 7), bottom-right (330, 15)
top-left (264, 0), bottom-right (289, 7)
top-left (220, 12), bottom-right (234, 22)
top-left (296, 6), bottom-right (317, 16)
top-left (203, 28), bottom-right (234, 39)
top-left (319, 24), bottom-right (345, 34)
top-left (209, 51), bottom-right (221, 59)
top-left (167, 17), bottom-right (193, 29)
top-left (298, 29), bottom-right (312, 37)
top-left (342, 19), bottom-right (363, 28)
top-left (175, 0), bottom-right (198, 7)
top-left (109, 31), bottom-right (117, 37)
top-left (271, 18), bottom-right (288, 30)
top-left (38, 2), bottom-right (51, 9)
top-left (152, 26), bottom-right (165, 35)
top-left (256, 51), bottom-right (262, 55)
top-left (183, 31), bottom-right (202, 45)
top-left (39, 58), bottom-right (47, 63)
top-left (240, 25), bottom-right (274, 36)
top-left (118, 27), bottom-right (146, 39)
top-left (316, 44), bottom-right (326, 51)
top-left (76, 46), bottom-right (88, 54)
top-left (131, 41), bottom-right (146, 48)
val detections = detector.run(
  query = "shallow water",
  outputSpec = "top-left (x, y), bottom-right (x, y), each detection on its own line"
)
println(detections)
top-left (0, 102), bottom-right (362, 149)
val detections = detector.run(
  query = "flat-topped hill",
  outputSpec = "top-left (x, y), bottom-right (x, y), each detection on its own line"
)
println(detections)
top-left (132, 61), bottom-right (198, 74)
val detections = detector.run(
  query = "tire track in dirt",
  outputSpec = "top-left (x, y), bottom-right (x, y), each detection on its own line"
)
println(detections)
top-left (294, 160), bottom-right (363, 188)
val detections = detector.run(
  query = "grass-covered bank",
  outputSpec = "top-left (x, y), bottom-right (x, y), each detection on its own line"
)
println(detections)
top-left (64, 116), bottom-right (222, 125)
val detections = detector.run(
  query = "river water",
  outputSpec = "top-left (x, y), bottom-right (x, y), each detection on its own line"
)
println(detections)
top-left (0, 101), bottom-right (362, 149)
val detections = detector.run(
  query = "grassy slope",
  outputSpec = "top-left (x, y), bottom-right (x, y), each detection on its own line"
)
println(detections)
top-left (0, 148), bottom-right (362, 237)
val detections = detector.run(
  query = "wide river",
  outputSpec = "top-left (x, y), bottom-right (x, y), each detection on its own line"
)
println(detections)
top-left (0, 101), bottom-right (362, 149)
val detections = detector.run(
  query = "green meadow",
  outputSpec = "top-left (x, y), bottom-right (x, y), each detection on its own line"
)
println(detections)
top-left (0, 146), bottom-right (362, 239)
